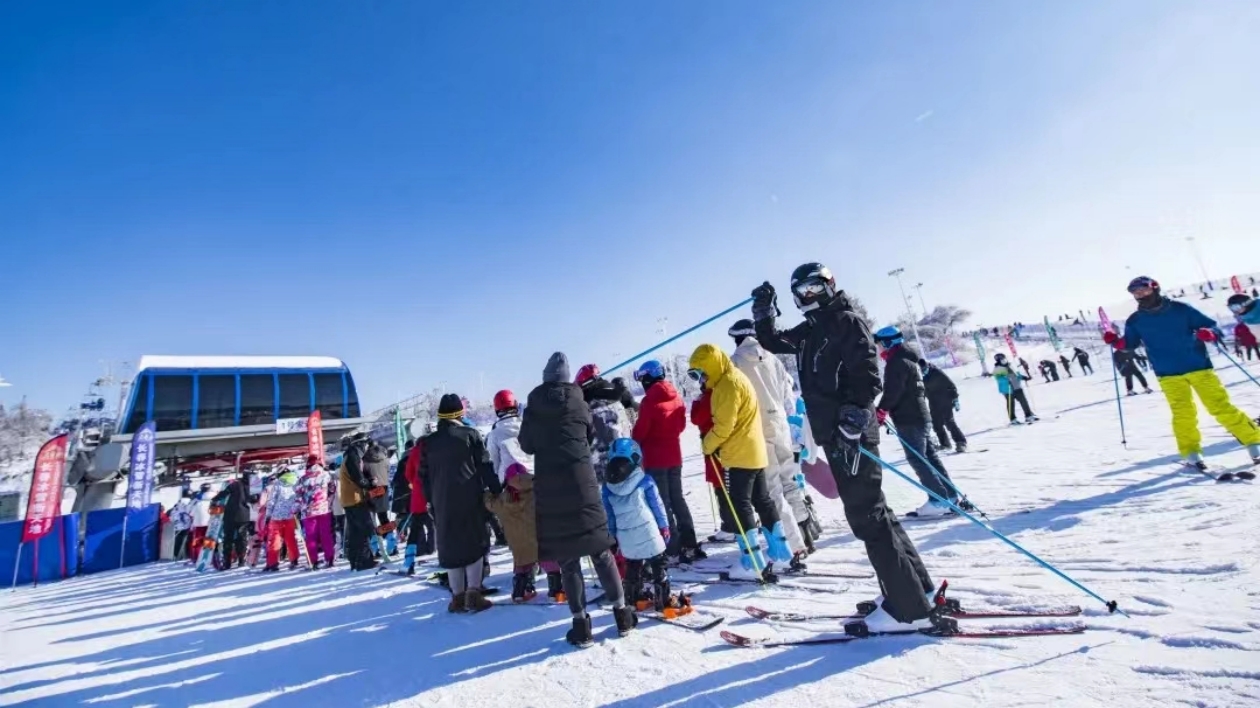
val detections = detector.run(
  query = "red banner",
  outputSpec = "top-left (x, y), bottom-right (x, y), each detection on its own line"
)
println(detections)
top-left (22, 434), bottom-right (69, 543)
top-left (1232, 276), bottom-right (1243, 295)
top-left (307, 410), bottom-right (324, 466)
top-left (1005, 330), bottom-right (1018, 358)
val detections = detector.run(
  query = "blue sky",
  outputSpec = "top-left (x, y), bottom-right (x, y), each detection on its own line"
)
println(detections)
top-left (3, 1), bottom-right (1259, 416)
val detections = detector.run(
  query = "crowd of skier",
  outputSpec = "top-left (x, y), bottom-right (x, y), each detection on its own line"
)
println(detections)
top-left (164, 265), bottom-right (1260, 647)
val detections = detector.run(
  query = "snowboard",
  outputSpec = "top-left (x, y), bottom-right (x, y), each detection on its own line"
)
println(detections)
top-left (195, 507), bottom-right (225, 573)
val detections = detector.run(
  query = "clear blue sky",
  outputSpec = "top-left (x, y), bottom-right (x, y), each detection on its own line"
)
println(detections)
top-left (3, 1), bottom-right (1258, 416)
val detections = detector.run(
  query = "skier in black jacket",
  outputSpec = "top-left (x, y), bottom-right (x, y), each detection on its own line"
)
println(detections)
top-left (752, 263), bottom-right (939, 634)
top-left (1059, 354), bottom-right (1073, 377)
top-left (873, 327), bottom-right (957, 518)
top-left (1113, 348), bottom-right (1153, 395)
top-left (920, 360), bottom-right (967, 452)
top-left (1072, 347), bottom-right (1094, 374)
top-left (216, 472), bottom-right (253, 569)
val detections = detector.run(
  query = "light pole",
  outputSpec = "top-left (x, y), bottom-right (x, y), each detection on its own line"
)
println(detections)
top-left (1185, 236), bottom-right (1212, 287)
top-left (888, 268), bottom-right (926, 353)
top-left (914, 282), bottom-right (929, 315)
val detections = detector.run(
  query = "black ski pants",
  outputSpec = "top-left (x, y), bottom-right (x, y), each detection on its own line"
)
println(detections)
top-left (343, 505), bottom-right (377, 570)
top-left (929, 405), bottom-right (967, 449)
top-left (559, 548), bottom-right (625, 617)
top-left (1122, 367), bottom-right (1148, 393)
top-left (724, 468), bottom-right (779, 536)
top-left (1245, 345), bottom-right (1260, 361)
top-left (647, 467), bottom-right (698, 553)
top-left (894, 422), bottom-right (954, 500)
top-left (1005, 390), bottom-right (1034, 421)
top-left (624, 554), bottom-right (670, 608)
top-left (1079, 361), bottom-right (1094, 374)
top-left (404, 511), bottom-right (435, 555)
top-left (222, 520), bottom-right (249, 568)
top-left (173, 530), bottom-right (190, 561)
top-left (823, 440), bottom-right (934, 622)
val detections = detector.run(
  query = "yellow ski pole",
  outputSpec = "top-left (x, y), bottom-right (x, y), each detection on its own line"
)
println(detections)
top-left (710, 456), bottom-right (763, 576)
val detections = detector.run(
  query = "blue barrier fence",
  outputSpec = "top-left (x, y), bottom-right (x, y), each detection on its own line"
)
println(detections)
top-left (0, 503), bottom-right (162, 588)
top-left (0, 514), bottom-right (79, 587)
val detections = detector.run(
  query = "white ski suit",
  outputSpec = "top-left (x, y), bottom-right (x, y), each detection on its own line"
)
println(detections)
top-left (731, 337), bottom-right (810, 552)
top-left (486, 414), bottom-right (534, 484)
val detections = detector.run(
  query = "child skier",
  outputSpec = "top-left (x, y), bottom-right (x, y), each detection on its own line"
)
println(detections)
top-left (601, 439), bottom-right (673, 612)
top-left (1106, 277), bottom-right (1260, 468)
top-left (263, 469), bottom-right (302, 571)
top-left (297, 457), bottom-right (336, 569)
top-left (170, 492), bottom-right (194, 561)
top-left (993, 353), bottom-right (1037, 424)
top-left (485, 462), bottom-right (541, 602)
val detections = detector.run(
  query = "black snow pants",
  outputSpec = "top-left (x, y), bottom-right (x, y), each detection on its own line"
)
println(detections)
top-left (1005, 390), bottom-right (1034, 421)
top-left (222, 520), bottom-right (249, 568)
top-left (647, 467), bottom-right (698, 553)
top-left (895, 422), bottom-right (954, 501)
top-left (929, 405), bottom-right (967, 450)
top-left (724, 468), bottom-right (780, 535)
top-left (1122, 367), bottom-right (1149, 393)
top-left (824, 441), bottom-right (934, 622)
top-left (343, 505), bottom-right (376, 570)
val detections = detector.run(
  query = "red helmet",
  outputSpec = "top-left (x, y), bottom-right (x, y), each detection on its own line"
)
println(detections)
top-left (493, 390), bottom-right (518, 414)
top-left (574, 364), bottom-right (600, 387)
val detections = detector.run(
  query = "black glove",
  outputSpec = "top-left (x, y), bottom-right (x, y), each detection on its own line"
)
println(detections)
top-left (836, 405), bottom-right (873, 443)
top-left (751, 281), bottom-right (779, 321)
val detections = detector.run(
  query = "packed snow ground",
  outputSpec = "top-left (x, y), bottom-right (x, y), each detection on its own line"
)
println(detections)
top-left (3, 348), bottom-right (1260, 707)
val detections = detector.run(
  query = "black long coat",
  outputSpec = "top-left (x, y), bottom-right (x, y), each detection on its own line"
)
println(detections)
top-left (519, 381), bottom-right (615, 562)
top-left (419, 422), bottom-right (501, 569)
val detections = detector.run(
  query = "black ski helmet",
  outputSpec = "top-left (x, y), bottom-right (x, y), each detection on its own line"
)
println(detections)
top-left (790, 262), bottom-right (838, 313)
top-left (1227, 293), bottom-right (1254, 315)
top-left (994, 352), bottom-right (1008, 364)
top-left (727, 318), bottom-right (756, 343)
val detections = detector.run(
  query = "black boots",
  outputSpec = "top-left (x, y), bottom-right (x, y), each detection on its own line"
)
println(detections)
top-left (613, 606), bottom-right (638, 637)
top-left (567, 614), bottom-right (593, 648)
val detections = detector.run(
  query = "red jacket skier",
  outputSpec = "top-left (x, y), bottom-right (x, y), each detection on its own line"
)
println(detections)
top-left (1235, 322), bottom-right (1258, 349)
top-left (631, 378), bottom-right (686, 469)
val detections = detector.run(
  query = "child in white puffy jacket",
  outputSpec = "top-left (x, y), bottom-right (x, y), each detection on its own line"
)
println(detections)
top-left (601, 439), bottom-right (671, 611)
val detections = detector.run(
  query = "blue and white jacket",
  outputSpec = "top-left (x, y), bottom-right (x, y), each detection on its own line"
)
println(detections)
top-left (601, 468), bottom-right (668, 561)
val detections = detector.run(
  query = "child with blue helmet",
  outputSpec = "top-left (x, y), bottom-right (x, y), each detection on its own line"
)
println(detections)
top-left (602, 438), bottom-right (676, 613)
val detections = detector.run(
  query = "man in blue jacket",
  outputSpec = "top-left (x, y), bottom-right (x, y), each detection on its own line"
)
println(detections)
top-left (1104, 276), bottom-right (1260, 468)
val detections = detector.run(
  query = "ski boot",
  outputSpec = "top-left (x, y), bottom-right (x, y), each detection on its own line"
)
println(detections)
top-left (786, 551), bottom-right (808, 574)
top-left (680, 546), bottom-right (708, 565)
top-left (546, 571), bottom-right (565, 604)
top-left (955, 442), bottom-right (968, 454)
top-left (567, 614), bottom-right (594, 648)
top-left (798, 521), bottom-right (817, 555)
top-left (846, 582), bottom-right (957, 637)
top-left (1249, 443), bottom-right (1260, 466)
top-left (512, 572), bottom-right (537, 603)
top-left (726, 534), bottom-right (770, 582)
top-left (761, 522), bottom-right (793, 563)
top-left (1185, 452), bottom-right (1209, 472)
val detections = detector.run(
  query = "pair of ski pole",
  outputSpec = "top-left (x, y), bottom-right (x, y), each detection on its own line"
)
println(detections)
top-left (882, 422), bottom-right (986, 519)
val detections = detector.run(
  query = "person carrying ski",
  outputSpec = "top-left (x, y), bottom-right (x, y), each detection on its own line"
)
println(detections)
top-left (751, 264), bottom-right (941, 634)
top-left (263, 469), bottom-right (302, 571)
top-left (993, 353), bottom-right (1037, 424)
top-left (520, 352), bottom-right (633, 647)
top-left (575, 364), bottom-right (633, 483)
top-left (688, 343), bottom-right (791, 580)
top-left (1072, 347), bottom-right (1094, 374)
top-left (420, 394), bottom-right (503, 613)
top-left (874, 326), bottom-right (959, 518)
top-left (1106, 276), bottom-right (1260, 468)
top-left (728, 319), bottom-right (816, 567)
top-left (1059, 354), bottom-right (1073, 377)
top-left (1112, 347), bottom-right (1153, 396)
top-left (601, 438), bottom-right (677, 613)
top-left (630, 359), bottom-right (702, 564)
top-left (170, 492), bottom-right (194, 561)
top-left (297, 456), bottom-right (336, 569)
top-left (690, 388), bottom-right (737, 541)
top-left (920, 359), bottom-right (966, 452)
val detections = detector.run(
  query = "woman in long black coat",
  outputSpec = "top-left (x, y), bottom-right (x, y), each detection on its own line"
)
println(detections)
top-left (519, 352), bottom-right (634, 646)
top-left (421, 394), bottom-right (502, 613)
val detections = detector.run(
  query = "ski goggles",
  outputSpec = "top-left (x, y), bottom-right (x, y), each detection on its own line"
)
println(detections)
top-left (685, 368), bottom-right (707, 385)
top-left (1229, 301), bottom-right (1250, 314)
top-left (1128, 284), bottom-right (1157, 299)
top-left (792, 279), bottom-right (830, 305)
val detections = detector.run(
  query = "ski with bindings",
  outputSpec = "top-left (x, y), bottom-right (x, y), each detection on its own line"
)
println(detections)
top-left (1183, 461), bottom-right (1255, 483)
top-left (744, 604), bottom-right (1083, 623)
top-left (721, 624), bottom-right (1086, 648)
top-left (671, 571), bottom-right (848, 595)
top-left (686, 565), bottom-right (873, 581)
top-left (638, 609), bottom-right (724, 632)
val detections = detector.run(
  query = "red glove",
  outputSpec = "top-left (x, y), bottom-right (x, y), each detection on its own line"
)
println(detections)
top-left (660, 527), bottom-right (671, 543)
top-left (1102, 331), bottom-right (1118, 345)
top-left (1196, 328), bottom-right (1216, 342)
top-left (875, 409), bottom-right (889, 426)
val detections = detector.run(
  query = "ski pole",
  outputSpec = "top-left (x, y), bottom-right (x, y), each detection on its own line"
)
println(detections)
top-left (710, 457), bottom-right (764, 576)
top-left (856, 446), bottom-right (1126, 616)
top-left (602, 298), bottom-right (754, 375)
top-left (884, 422), bottom-right (986, 518)
top-left (1216, 343), bottom-right (1260, 389)
top-left (1107, 348), bottom-right (1129, 448)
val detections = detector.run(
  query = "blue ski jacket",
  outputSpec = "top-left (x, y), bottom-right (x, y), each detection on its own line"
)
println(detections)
top-left (601, 468), bottom-right (668, 561)
top-left (1121, 299), bottom-right (1221, 378)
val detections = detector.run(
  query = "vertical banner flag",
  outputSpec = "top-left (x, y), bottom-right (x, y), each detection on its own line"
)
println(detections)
top-left (1044, 316), bottom-right (1062, 351)
top-left (125, 423), bottom-right (157, 514)
top-left (973, 331), bottom-right (989, 374)
top-left (1005, 329), bottom-right (1018, 358)
top-left (1098, 307), bottom-right (1113, 335)
top-left (394, 407), bottom-right (406, 454)
top-left (307, 410), bottom-right (324, 465)
top-left (1231, 276), bottom-right (1243, 295)
top-left (22, 435), bottom-right (69, 542)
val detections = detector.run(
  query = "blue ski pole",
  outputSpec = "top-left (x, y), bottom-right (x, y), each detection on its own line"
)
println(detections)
top-left (1216, 343), bottom-right (1260, 389)
top-left (1108, 348), bottom-right (1129, 448)
top-left (884, 423), bottom-right (986, 518)
top-left (857, 446), bottom-right (1126, 616)
top-left (601, 298), bottom-right (754, 375)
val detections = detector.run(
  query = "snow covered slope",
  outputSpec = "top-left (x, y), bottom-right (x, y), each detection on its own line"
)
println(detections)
top-left (3, 359), bottom-right (1260, 707)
